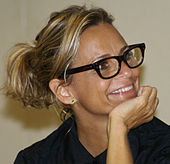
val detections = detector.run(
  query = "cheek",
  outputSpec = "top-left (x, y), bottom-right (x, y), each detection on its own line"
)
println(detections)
top-left (70, 74), bottom-right (110, 109)
top-left (134, 68), bottom-right (140, 79)
top-left (69, 74), bottom-right (94, 100)
top-left (132, 68), bottom-right (140, 90)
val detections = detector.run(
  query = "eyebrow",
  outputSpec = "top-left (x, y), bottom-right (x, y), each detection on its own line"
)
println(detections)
top-left (91, 44), bottom-right (128, 64)
top-left (119, 45), bottom-right (128, 55)
top-left (93, 54), bottom-right (112, 63)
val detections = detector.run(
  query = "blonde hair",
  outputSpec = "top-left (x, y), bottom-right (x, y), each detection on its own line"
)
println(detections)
top-left (5, 5), bottom-right (114, 120)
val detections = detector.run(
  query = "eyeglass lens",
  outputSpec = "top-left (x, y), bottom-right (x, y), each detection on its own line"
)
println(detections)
top-left (99, 47), bottom-right (143, 78)
top-left (98, 58), bottom-right (119, 78)
top-left (126, 47), bottom-right (143, 68)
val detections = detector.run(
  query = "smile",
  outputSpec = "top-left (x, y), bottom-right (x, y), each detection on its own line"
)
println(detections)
top-left (111, 85), bottom-right (133, 94)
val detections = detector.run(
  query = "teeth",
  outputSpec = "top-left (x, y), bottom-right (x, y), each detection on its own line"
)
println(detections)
top-left (112, 85), bottom-right (133, 94)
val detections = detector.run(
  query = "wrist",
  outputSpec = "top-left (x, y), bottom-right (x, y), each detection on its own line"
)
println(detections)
top-left (108, 114), bottom-right (128, 137)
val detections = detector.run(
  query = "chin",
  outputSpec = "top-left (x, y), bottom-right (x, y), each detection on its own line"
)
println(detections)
top-left (107, 91), bottom-right (138, 109)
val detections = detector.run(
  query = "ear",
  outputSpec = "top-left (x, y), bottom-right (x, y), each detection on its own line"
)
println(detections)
top-left (49, 79), bottom-right (74, 105)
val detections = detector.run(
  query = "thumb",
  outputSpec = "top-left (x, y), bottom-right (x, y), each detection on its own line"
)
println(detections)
top-left (137, 86), bottom-right (143, 96)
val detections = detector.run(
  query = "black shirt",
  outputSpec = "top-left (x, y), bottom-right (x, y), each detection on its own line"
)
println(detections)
top-left (14, 117), bottom-right (170, 164)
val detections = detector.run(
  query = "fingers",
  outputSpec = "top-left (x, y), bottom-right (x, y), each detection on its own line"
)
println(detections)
top-left (139, 86), bottom-right (158, 122)
top-left (138, 86), bottom-right (157, 107)
top-left (145, 87), bottom-right (157, 114)
top-left (148, 87), bottom-right (157, 106)
top-left (108, 86), bottom-right (159, 131)
top-left (139, 86), bottom-right (152, 99)
top-left (144, 97), bottom-right (159, 123)
top-left (154, 97), bottom-right (159, 111)
top-left (143, 98), bottom-right (158, 123)
top-left (136, 86), bottom-right (152, 110)
top-left (153, 97), bottom-right (159, 114)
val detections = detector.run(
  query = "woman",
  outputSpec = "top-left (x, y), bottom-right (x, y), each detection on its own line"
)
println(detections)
top-left (5, 5), bottom-right (170, 164)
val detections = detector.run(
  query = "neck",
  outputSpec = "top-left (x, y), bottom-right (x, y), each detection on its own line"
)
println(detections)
top-left (74, 112), bottom-right (109, 157)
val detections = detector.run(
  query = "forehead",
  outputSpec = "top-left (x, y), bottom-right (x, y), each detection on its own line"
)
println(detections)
top-left (75, 23), bottom-right (127, 65)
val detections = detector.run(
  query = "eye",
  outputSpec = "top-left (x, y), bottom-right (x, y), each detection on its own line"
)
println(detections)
top-left (126, 47), bottom-right (143, 67)
top-left (126, 51), bottom-right (134, 61)
top-left (98, 60), bottom-right (110, 70)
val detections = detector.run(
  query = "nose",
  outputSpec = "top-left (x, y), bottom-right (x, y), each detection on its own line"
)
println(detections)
top-left (119, 62), bottom-right (133, 78)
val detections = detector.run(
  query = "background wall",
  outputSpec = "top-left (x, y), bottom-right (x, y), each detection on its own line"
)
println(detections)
top-left (0, 0), bottom-right (170, 163)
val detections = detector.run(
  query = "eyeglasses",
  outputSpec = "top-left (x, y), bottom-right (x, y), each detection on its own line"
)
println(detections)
top-left (60, 43), bottom-right (145, 79)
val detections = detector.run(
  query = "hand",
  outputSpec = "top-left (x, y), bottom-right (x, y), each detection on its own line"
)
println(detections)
top-left (108, 86), bottom-right (159, 133)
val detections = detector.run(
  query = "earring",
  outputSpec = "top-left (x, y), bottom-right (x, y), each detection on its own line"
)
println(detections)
top-left (72, 99), bottom-right (77, 104)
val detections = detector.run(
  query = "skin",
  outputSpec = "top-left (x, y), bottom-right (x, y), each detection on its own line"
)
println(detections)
top-left (49, 23), bottom-right (159, 163)
top-left (70, 23), bottom-right (140, 115)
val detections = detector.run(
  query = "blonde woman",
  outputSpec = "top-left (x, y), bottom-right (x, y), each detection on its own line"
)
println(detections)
top-left (5, 5), bottom-right (170, 164)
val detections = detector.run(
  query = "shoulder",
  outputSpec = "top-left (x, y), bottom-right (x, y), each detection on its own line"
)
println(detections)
top-left (131, 117), bottom-right (170, 163)
top-left (14, 118), bottom-right (73, 164)
top-left (135, 117), bottom-right (170, 135)
top-left (133, 117), bottom-right (170, 144)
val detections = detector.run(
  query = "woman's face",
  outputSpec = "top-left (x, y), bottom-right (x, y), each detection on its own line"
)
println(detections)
top-left (69, 23), bottom-right (140, 115)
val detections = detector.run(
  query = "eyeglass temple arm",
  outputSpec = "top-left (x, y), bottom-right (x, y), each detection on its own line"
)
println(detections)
top-left (66, 64), bottom-right (94, 75)
top-left (58, 64), bottom-right (94, 79)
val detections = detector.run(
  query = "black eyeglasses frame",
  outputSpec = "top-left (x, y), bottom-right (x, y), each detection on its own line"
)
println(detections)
top-left (59, 43), bottom-right (145, 79)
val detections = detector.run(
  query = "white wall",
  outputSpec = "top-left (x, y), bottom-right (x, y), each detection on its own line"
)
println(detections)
top-left (0, 0), bottom-right (170, 163)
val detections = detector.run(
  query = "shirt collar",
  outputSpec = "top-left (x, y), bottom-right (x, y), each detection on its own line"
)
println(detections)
top-left (63, 117), bottom-right (107, 164)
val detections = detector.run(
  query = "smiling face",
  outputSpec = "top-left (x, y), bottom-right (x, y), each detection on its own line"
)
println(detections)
top-left (68, 23), bottom-right (140, 116)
